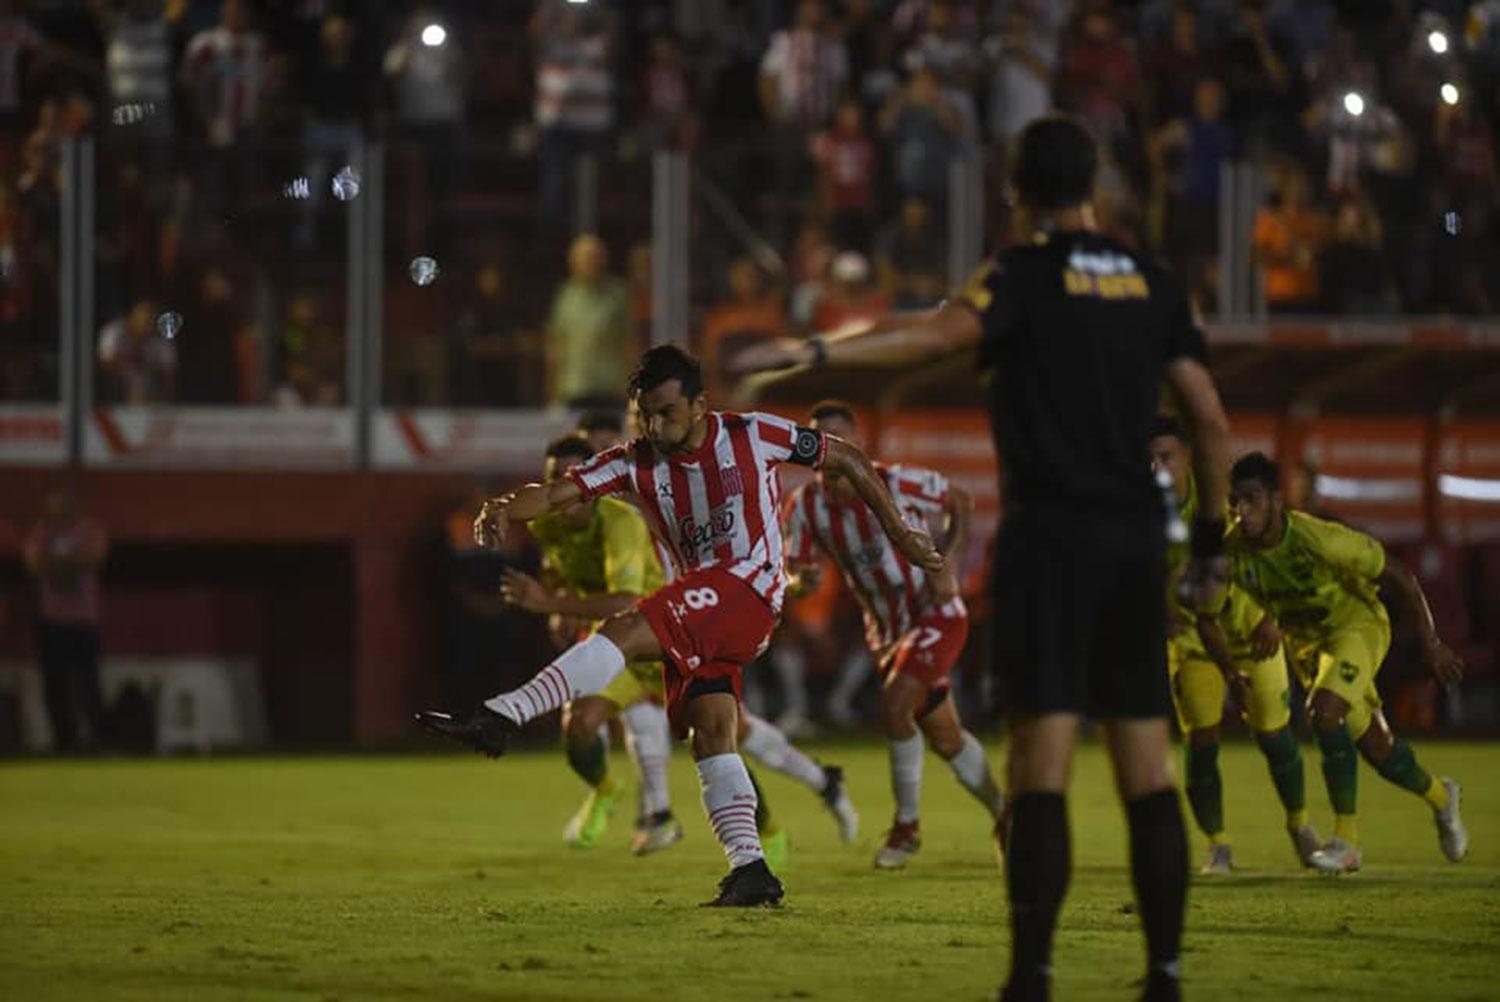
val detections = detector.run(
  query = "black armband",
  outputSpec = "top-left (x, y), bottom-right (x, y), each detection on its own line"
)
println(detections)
top-left (788, 426), bottom-right (826, 468)
top-left (807, 335), bottom-right (828, 367)
top-left (1190, 516), bottom-right (1227, 559)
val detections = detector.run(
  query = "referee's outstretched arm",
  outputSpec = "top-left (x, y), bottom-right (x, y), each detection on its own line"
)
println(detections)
top-left (728, 301), bottom-right (981, 375)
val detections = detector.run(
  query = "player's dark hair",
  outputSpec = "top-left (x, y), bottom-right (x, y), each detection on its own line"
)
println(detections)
top-left (810, 399), bottom-right (856, 425)
top-left (545, 433), bottom-right (596, 465)
top-left (576, 409), bottom-right (623, 435)
top-left (1149, 413), bottom-right (1188, 443)
top-left (1012, 115), bottom-right (1098, 211)
top-left (1231, 451), bottom-right (1281, 491)
top-left (628, 345), bottom-right (703, 401)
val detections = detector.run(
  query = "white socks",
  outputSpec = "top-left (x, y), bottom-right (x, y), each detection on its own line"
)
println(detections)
top-left (771, 643), bottom-right (809, 721)
top-left (621, 700), bottom-right (672, 816)
top-left (828, 649), bottom-right (873, 723)
top-left (698, 753), bottom-right (764, 868)
top-left (741, 712), bottom-right (827, 793)
top-left (890, 732), bottom-right (924, 824)
top-left (947, 731), bottom-right (1005, 820)
top-left (485, 633), bottom-right (626, 725)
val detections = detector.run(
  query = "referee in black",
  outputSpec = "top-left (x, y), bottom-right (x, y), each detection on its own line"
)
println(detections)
top-left (733, 115), bottom-right (1232, 1002)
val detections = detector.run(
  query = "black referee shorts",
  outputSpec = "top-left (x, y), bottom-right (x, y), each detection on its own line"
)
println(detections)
top-left (990, 513), bottom-right (1170, 720)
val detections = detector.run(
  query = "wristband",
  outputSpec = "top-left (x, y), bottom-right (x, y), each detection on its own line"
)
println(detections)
top-left (807, 336), bottom-right (828, 367)
top-left (1190, 516), bottom-right (1227, 559)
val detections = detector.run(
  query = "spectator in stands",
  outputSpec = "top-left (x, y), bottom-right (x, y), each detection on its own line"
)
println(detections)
top-left (531, 0), bottom-right (616, 234)
top-left (0, 0), bottom-right (42, 133)
top-left (385, 4), bottom-right (467, 218)
top-left (23, 489), bottom-right (110, 752)
top-left (902, 0), bottom-right (982, 147)
top-left (1143, 4), bottom-right (1212, 127)
top-left (1220, 0), bottom-right (1305, 153)
top-left (812, 98), bottom-right (877, 251)
top-left (1311, 67), bottom-right (1407, 198)
top-left (451, 258), bottom-right (543, 408)
top-left (545, 233), bottom-right (630, 410)
top-left (1057, 5), bottom-right (1140, 151)
top-left (1319, 195), bottom-right (1397, 315)
top-left (627, 241), bottom-right (653, 344)
top-left (788, 221), bottom-right (837, 330)
top-left (874, 196), bottom-right (946, 310)
top-left (97, 299), bottom-right (175, 403)
top-left (180, 0), bottom-right (277, 149)
top-left (1253, 162), bottom-right (1327, 313)
top-left (637, 29), bottom-right (695, 153)
top-left (879, 63), bottom-right (961, 209)
top-left (175, 265), bottom-right (249, 404)
top-left (701, 255), bottom-right (786, 399)
top-left (303, 15), bottom-right (366, 151)
top-left (811, 251), bottom-right (889, 333)
top-left (274, 293), bottom-right (341, 408)
top-left (1149, 76), bottom-right (1233, 305)
top-left (760, 0), bottom-right (848, 238)
top-left (982, 1), bottom-right (1059, 151)
top-left (840, 0), bottom-right (898, 108)
top-left (93, 0), bottom-right (178, 144)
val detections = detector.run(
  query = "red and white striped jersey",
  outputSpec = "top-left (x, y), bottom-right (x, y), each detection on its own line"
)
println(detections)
top-left (567, 411), bottom-right (826, 613)
top-left (785, 462), bottom-right (965, 653)
top-left (181, 27), bottom-right (274, 137)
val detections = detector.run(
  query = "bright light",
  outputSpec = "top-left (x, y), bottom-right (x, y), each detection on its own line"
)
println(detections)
top-left (1343, 92), bottom-right (1365, 117)
top-left (1428, 30), bottom-right (1449, 54)
top-left (1441, 82), bottom-right (1460, 106)
top-left (421, 23), bottom-right (446, 47)
top-left (1439, 474), bottom-right (1500, 502)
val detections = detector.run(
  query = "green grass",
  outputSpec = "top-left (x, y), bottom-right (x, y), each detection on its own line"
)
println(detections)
top-left (3, 740), bottom-right (1498, 1002)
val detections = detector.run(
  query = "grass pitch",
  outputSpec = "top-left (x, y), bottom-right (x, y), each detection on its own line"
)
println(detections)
top-left (3, 740), bottom-right (1498, 1001)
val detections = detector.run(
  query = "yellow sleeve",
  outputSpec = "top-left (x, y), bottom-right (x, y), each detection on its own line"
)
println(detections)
top-left (1302, 513), bottom-right (1386, 582)
top-left (601, 504), bottom-right (653, 596)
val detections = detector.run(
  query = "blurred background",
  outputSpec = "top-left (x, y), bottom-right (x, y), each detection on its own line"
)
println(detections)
top-left (0, 0), bottom-right (1497, 753)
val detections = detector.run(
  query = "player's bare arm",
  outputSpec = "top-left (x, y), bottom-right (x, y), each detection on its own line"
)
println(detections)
top-left (729, 301), bottom-right (983, 375)
top-left (1194, 614), bottom-right (1251, 712)
top-left (1165, 356), bottom-right (1233, 610)
top-left (499, 568), bottom-right (638, 620)
top-left (1378, 560), bottom-right (1465, 686)
top-left (926, 484), bottom-right (972, 603)
top-left (821, 436), bottom-right (945, 573)
top-left (474, 478), bottom-right (584, 548)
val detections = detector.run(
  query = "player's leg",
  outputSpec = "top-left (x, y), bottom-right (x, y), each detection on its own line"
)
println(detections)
top-left (1170, 649), bottom-right (1230, 870)
top-left (689, 688), bottom-right (784, 906)
top-left (738, 707), bottom-right (857, 843)
top-left (827, 646), bottom-right (874, 727)
top-left (1354, 707), bottom-right (1467, 862)
top-left (416, 610), bottom-right (661, 755)
top-left (1102, 716), bottom-right (1188, 1002)
top-left (1002, 711), bottom-right (1080, 1002)
top-left (560, 695), bottom-right (621, 848)
top-left (921, 689), bottom-right (1005, 822)
top-left (1241, 648), bottom-right (1318, 865)
top-left (875, 669), bottom-right (928, 868)
top-left (619, 692), bottom-right (683, 856)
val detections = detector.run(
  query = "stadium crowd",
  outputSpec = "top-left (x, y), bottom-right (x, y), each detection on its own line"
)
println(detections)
top-left (1, 0), bottom-right (1497, 409)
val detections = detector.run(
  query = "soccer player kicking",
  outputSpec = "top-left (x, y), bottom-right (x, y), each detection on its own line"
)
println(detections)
top-left (418, 346), bottom-right (941, 906)
top-left (783, 401), bottom-right (1005, 869)
top-left (510, 435), bottom-right (858, 864)
top-left (1150, 417), bottom-right (1318, 873)
top-left (497, 432), bottom-right (684, 856)
top-left (1226, 452), bottom-right (1468, 874)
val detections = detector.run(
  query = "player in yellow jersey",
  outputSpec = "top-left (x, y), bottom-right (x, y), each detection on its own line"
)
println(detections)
top-left (1227, 452), bottom-right (1468, 873)
top-left (1150, 419), bottom-right (1319, 874)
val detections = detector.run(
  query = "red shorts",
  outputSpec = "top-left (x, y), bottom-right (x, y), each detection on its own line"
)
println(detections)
top-left (882, 607), bottom-right (970, 693)
top-left (638, 566), bottom-right (778, 736)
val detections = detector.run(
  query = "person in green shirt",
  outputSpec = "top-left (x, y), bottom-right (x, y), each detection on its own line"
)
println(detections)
top-left (1150, 418), bottom-right (1317, 874)
top-left (1226, 452), bottom-right (1468, 873)
top-left (545, 234), bottom-right (633, 409)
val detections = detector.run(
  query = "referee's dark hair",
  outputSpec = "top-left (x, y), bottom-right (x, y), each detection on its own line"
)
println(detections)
top-left (810, 399), bottom-right (857, 425)
top-left (1230, 451), bottom-right (1281, 491)
top-left (1012, 115), bottom-right (1098, 211)
top-left (629, 345), bottom-right (704, 401)
top-left (545, 433), bottom-right (596, 466)
top-left (1149, 413), bottom-right (1189, 443)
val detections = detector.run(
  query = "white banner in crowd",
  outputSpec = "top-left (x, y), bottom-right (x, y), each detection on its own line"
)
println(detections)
top-left (85, 407), bottom-right (356, 467)
top-left (0, 404), bottom-right (68, 466)
top-left (372, 409), bottom-right (576, 470)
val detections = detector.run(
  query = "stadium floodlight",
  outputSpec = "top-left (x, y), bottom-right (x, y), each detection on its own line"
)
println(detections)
top-left (1441, 82), bottom-right (1460, 106)
top-left (421, 23), bottom-right (447, 47)
top-left (1428, 30), bottom-right (1449, 55)
top-left (1342, 92), bottom-right (1365, 117)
